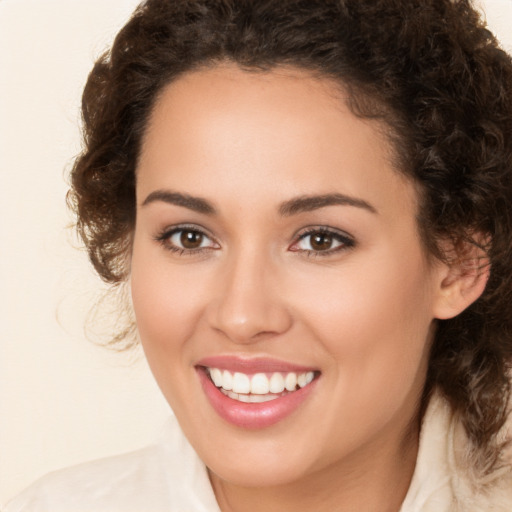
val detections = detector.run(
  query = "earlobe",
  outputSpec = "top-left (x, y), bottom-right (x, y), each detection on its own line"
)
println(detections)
top-left (432, 241), bottom-right (490, 320)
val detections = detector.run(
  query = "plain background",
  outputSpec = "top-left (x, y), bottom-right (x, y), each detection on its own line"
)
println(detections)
top-left (1, 0), bottom-right (511, 505)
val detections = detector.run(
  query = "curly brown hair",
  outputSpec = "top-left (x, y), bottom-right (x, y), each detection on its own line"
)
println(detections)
top-left (69, 0), bottom-right (512, 468)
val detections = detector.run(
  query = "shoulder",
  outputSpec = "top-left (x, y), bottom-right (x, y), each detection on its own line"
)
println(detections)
top-left (450, 397), bottom-right (512, 512)
top-left (402, 392), bottom-right (512, 512)
top-left (2, 417), bottom-right (220, 512)
top-left (3, 446), bottom-right (162, 512)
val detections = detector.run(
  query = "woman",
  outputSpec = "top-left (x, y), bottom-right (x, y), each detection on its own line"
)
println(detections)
top-left (4, 0), bottom-right (512, 510)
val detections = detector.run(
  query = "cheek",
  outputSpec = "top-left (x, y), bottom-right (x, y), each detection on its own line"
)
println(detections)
top-left (292, 261), bottom-right (433, 448)
top-left (130, 254), bottom-right (210, 418)
top-left (289, 252), bottom-right (434, 391)
top-left (130, 243), bottom-right (208, 367)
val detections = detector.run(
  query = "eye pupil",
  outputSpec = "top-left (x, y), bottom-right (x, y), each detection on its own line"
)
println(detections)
top-left (311, 233), bottom-right (332, 251)
top-left (180, 230), bottom-right (203, 249)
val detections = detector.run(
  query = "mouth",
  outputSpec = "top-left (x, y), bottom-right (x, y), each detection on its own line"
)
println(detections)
top-left (205, 367), bottom-right (316, 403)
top-left (195, 357), bottom-right (320, 429)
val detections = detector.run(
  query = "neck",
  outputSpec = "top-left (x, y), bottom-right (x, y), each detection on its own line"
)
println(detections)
top-left (210, 419), bottom-right (419, 512)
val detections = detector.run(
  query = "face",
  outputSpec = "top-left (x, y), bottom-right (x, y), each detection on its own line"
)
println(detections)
top-left (131, 64), bottom-right (445, 487)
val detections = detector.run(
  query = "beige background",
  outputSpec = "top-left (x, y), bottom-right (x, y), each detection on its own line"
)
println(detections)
top-left (1, 0), bottom-right (511, 504)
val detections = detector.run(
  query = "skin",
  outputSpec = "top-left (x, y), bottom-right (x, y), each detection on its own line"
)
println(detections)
top-left (130, 64), bottom-right (483, 512)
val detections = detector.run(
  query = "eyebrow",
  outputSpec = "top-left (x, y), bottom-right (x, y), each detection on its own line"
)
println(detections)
top-left (141, 190), bottom-right (217, 215)
top-left (278, 193), bottom-right (377, 216)
top-left (141, 189), bottom-right (376, 217)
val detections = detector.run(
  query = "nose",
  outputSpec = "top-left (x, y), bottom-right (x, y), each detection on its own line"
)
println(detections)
top-left (206, 251), bottom-right (293, 344)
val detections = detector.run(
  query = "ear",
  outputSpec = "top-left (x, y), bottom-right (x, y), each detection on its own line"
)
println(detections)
top-left (432, 237), bottom-right (490, 320)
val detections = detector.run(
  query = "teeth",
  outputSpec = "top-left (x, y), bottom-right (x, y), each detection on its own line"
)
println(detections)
top-left (251, 373), bottom-right (270, 394)
top-left (208, 368), bottom-right (316, 398)
top-left (237, 393), bottom-right (250, 403)
top-left (285, 372), bottom-right (297, 391)
top-left (222, 370), bottom-right (233, 391)
top-left (269, 373), bottom-right (285, 393)
top-left (210, 368), bottom-right (223, 387)
top-left (221, 389), bottom-right (279, 402)
top-left (232, 372), bottom-right (251, 394)
top-left (248, 393), bottom-right (277, 403)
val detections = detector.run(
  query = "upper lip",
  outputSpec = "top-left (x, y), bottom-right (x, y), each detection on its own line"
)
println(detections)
top-left (196, 355), bottom-right (318, 374)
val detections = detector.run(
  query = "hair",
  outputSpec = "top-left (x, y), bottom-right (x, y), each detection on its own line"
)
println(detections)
top-left (68, 0), bottom-right (512, 470)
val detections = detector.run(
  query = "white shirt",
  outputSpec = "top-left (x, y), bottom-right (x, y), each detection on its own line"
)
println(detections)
top-left (3, 395), bottom-right (511, 512)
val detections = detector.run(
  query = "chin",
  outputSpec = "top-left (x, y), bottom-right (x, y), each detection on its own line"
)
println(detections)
top-left (207, 455), bottom-right (313, 489)
top-left (188, 422), bottom-right (325, 489)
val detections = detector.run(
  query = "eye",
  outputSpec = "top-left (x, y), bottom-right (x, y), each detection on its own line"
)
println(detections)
top-left (290, 227), bottom-right (354, 255)
top-left (171, 229), bottom-right (209, 249)
top-left (156, 225), bottom-right (219, 254)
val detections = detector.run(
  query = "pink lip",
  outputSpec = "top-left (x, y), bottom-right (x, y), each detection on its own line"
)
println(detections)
top-left (196, 355), bottom-right (317, 374)
top-left (196, 359), bottom-right (319, 429)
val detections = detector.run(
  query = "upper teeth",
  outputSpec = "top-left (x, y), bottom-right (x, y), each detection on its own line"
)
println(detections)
top-left (208, 368), bottom-right (315, 395)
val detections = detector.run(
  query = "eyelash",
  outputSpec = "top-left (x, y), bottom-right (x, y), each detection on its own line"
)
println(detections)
top-left (290, 227), bottom-right (355, 257)
top-left (154, 225), bottom-right (355, 257)
top-left (154, 224), bottom-right (218, 255)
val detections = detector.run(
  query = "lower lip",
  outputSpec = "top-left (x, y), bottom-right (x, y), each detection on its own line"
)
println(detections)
top-left (197, 368), bottom-right (318, 429)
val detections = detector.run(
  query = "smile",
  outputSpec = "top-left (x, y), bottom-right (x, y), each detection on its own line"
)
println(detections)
top-left (196, 358), bottom-right (320, 429)
top-left (207, 368), bottom-right (315, 403)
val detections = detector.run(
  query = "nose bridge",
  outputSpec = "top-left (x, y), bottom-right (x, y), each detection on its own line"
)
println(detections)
top-left (208, 242), bottom-right (291, 342)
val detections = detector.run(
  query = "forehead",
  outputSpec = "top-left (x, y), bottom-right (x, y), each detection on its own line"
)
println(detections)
top-left (137, 64), bottom-right (415, 217)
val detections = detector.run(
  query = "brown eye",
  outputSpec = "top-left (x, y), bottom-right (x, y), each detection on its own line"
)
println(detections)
top-left (180, 230), bottom-right (204, 249)
top-left (291, 228), bottom-right (354, 255)
top-left (310, 233), bottom-right (333, 251)
top-left (162, 227), bottom-right (217, 253)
